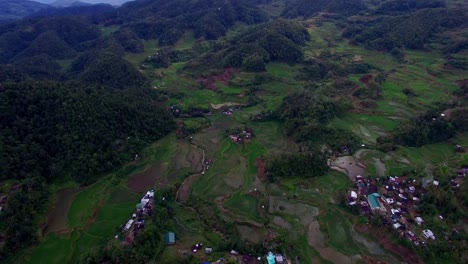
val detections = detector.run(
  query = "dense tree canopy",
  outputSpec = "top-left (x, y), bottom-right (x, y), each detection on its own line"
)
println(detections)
top-left (393, 110), bottom-right (455, 147)
top-left (276, 90), bottom-right (358, 151)
top-left (374, 0), bottom-right (446, 15)
top-left (0, 81), bottom-right (174, 183)
top-left (77, 51), bottom-right (147, 88)
top-left (0, 16), bottom-right (100, 63)
top-left (183, 20), bottom-right (310, 75)
top-left (267, 152), bottom-right (329, 181)
top-left (113, 0), bottom-right (268, 45)
top-left (282, 0), bottom-right (366, 18)
top-left (353, 8), bottom-right (467, 50)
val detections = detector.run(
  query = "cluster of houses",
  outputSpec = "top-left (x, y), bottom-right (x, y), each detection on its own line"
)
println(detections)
top-left (121, 190), bottom-right (155, 236)
top-left (348, 175), bottom-right (431, 245)
top-left (201, 159), bottom-right (213, 175)
top-left (222, 105), bottom-right (243, 116)
top-left (227, 127), bottom-right (254, 143)
top-left (266, 252), bottom-right (286, 264)
top-left (223, 108), bottom-right (235, 116)
top-left (451, 167), bottom-right (467, 188)
top-left (347, 169), bottom-right (466, 246)
top-left (168, 241), bottom-right (288, 264)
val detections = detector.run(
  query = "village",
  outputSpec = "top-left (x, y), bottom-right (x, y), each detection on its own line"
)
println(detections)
top-left (117, 187), bottom-right (290, 264)
top-left (346, 167), bottom-right (467, 246)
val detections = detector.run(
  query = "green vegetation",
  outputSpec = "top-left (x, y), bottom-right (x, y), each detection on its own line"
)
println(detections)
top-left (0, 0), bottom-right (467, 263)
top-left (282, 0), bottom-right (365, 18)
top-left (121, 0), bottom-right (268, 44)
top-left (352, 8), bottom-right (467, 50)
top-left (0, 81), bottom-right (174, 258)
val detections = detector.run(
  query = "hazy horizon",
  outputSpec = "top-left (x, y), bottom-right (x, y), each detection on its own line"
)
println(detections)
top-left (33, 0), bottom-right (134, 6)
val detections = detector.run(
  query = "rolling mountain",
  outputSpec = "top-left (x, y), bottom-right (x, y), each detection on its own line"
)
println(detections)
top-left (109, 0), bottom-right (268, 45)
top-left (0, 0), bottom-right (50, 22)
top-left (29, 3), bottom-right (115, 18)
top-left (35, 0), bottom-right (132, 6)
top-left (49, 0), bottom-right (93, 7)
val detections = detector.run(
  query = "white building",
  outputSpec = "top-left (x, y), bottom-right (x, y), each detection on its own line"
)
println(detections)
top-left (422, 229), bottom-right (436, 240)
top-left (141, 198), bottom-right (150, 206)
top-left (123, 219), bottom-right (134, 231)
top-left (415, 217), bottom-right (424, 226)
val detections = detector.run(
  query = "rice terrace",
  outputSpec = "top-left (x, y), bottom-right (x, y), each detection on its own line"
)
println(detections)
top-left (0, 0), bottom-right (467, 264)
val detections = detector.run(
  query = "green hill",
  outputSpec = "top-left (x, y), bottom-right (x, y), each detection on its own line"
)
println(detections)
top-left (0, 0), bottom-right (50, 22)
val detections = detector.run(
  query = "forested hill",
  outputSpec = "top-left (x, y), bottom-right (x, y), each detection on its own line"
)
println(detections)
top-left (351, 8), bottom-right (467, 50)
top-left (0, 0), bottom-right (50, 23)
top-left (282, 0), bottom-right (366, 18)
top-left (0, 82), bottom-right (174, 184)
top-left (0, 80), bottom-right (175, 258)
top-left (108, 0), bottom-right (269, 45)
top-left (0, 1), bottom-right (175, 258)
top-left (28, 3), bottom-right (115, 18)
top-left (178, 19), bottom-right (310, 75)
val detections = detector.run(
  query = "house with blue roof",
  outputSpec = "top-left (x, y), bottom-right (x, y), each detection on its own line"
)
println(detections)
top-left (267, 252), bottom-right (275, 264)
top-left (367, 193), bottom-right (381, 209)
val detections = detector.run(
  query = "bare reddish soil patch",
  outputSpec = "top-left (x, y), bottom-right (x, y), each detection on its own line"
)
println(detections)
top-left (198, 68), bottom-right (240, 91)
top-left (127, 162), bottom-right (168, 192)
top-left (83, 200), bottom-right (104, 232)
top-left (355, 225), bottom-right (423, 264)
top-left (255, 158), bottom-right (267, 181)
top-left (54, 228), bottom-right (72, 235)
top-left (359, 74), bottom-right (373, 86)
top-left (176, 120), bottom-right (184, 138)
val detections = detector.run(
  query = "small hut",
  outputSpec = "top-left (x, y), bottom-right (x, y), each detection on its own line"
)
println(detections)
top-left (164, 232), bottom-right (175, 245)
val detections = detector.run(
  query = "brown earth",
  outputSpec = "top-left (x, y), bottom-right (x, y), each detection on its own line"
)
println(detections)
top-left (127, 162), bottom-right (168, 192)
top-left (124, 231), bottom-right (134, 246)
top-left (176, 120), bottom-right (185, 138)
top-left (42, 187), bottom-right (80, 236)
top-left (198, 68), bottom-right (240, 91)
top-left (255, 158), bottom-right (267, 181)
top-left (362, 255), bottom-right (388, 264)
top-left (355, 224), bottom-right (423, 264)
top-left (176, 141), bottom-right (205, 202)
top-left (176, 174), bottom-right (202, 202)
top-left (54, 228), bottom-right (72, 235)
top-left (360, 74), bottom-right (373, 86)
top-left (83, 200), bottom-right (104, 232)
